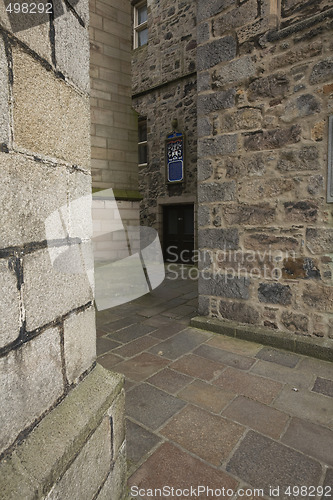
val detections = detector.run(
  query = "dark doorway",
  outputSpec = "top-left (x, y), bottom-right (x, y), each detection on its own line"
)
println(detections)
top-left (163, 204), bottom-right (194, 263)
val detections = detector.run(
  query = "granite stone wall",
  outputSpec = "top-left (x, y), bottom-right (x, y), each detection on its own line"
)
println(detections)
top-left (132, 0), bottom-right (197, 239)
top-left (197, 0), bottom-right (333, 339)
top-left (0, 1), bottom-right (127, 498)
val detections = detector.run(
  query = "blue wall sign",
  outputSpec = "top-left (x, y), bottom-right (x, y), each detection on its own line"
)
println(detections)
top-left (166, 132), bottom-right (184, 183)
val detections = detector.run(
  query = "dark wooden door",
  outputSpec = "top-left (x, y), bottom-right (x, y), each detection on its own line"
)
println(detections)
top-left (163, 204), bottom-right (194, 263)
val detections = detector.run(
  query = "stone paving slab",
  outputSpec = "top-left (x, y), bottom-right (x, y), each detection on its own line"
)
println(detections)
top-left (114, 353), bottom-right (169, 382)
top-left (126, 383), bottom-right (186, 430)
top-left (226, 431), bottom-right (323, 500)
top-left (178, 379), bottom-right (235, 413)
top-left (160, 405), bottom-right (245, 466)
top-left (128, 442), bottom-right (238, 500)
top-left (170, 353), bottom-right (225, 381)
top-left (273, 386), bottom-right (333, 428)
top-left (222, 396), bottom-right (289, 439)
top-left (195, 343), bottom-right (256, 371)
top-left (147, 368), bottom-right (193, 395)
top-left (96, 274), bottom-right (333, 499)
top-left (281, 417), bottom-right (333, 466)
top-left (255, 347), bottom-right (301, 368)
top-left (250, 359), bottom-right (315, 390)
top-left (213, 366), bottom-right (283, 404)
top-left (126, 419), bottom-right (162, 470)
top-left (109, 323), bottom-right (157, 343)
top-left (206, 334), bottom-right (263, 356)
top-left (113, 336), bottom-right (160, 358)
top-left (148, 328), bottom-right (212, 360)
top-left (312, 377), bottom-right (333, 398)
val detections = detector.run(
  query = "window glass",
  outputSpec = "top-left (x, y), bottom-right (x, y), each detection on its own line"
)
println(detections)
top-left (138, 28), bottom-right (148, 47)
top-left (138, 118), bottom-right (148, 165)
top-left (138, 4), bottom-right (147, 25)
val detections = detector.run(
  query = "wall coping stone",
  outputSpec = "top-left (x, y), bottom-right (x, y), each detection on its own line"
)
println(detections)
top-left (190, 316), bottom-right (333, 363)
top-left (0, 364), bottom-right (124, 499)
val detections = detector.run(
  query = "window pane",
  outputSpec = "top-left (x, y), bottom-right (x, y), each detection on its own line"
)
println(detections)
top-left (138, 5), bottom-right (147, 24)
top-left (138, 120), bottom-right (147, 143)
top-left (139, 144), bottom-right (147, 164)
top-left (138, 28), bottom-right (148, 47)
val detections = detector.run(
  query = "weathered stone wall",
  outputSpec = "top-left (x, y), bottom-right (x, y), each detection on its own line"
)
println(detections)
top-left (90, 0), bottom-right (138, 192)
top-left (132, 0), bottom-right (197, 239)
top-left (0, 2), bottom-right (126, 498)
top-left (197, 0), bottom-right (333, 339)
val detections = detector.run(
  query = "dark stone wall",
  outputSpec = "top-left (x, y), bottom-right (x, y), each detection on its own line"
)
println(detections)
top-left (132, 0), bottom-right (197, 231)
top-left (197, 0), bottom-right (333, 339)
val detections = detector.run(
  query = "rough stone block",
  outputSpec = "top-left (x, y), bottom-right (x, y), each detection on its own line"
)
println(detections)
top-left (0, 36), bottom-right (9, 146)
top-left (0, 152), bottom-right (68, 248)
top-left (247, 73), bottom-right (290, 101)
top-left (197, 159), bottom-right (213, 181)
top-left (197, 0), bottom-right (235, 22)
top-left (13, 48), bottom-right (90, 168)
top-left (239, 177), bottom-right (295, 201)
top-left (0, 328), bottom-right (63, 455)
top-left (198, 134), bottom-right (237, 157)
top-left (212, 56), bottom-right (256, 89)
top-left (107, 389), bottom-right (125, 458)
top-left (306, 228), bottom-right (333, 254)
top-left (197, 71), bottom-right (210, 92)
top-left (0, 258), bottom-right (21, 348)
top-left (281, 311), bottom-right (309, 333)
top-left (47, 417), bottom-right (111, 500)
top-left (213, 0), bottom-right (258, 35)
top-left (219, 300), bottom-right (259, 324)
top-left (199, 274), bottom-right (250, 299)
top-left (281, 94), bottom-right (321, 122)
top-left (23, 247), bottom-right (93, 331)
top-left (244, 233), bottom-right (300, 252)
top-left (309, 58), bottom-right (333, 85)
top-left (244, 125), bottom-right (301, 151)
top-left (96, 442), bottom-right (127, 500)
top-left (198, 228), bottom-right (239, 250)
top-left (64, 307), bottom-right (96, 385)
top-left (199, 181), bottom-right (235, 203)
top-left (198, 114), bottom-right (213, 137)
top-left (197, 36), bottom-right (237, 71)
top-left (54, 1), bottom-right (90, 93)
top-left (277, 146), bottom-right (320, 172)
top-left (223, 203), bottom-right (276, 225)
top-left (198, 295), bottom-right (210, 316)
top-left (282, 256), bottom-right (320, 280)
top-left (303, 284), bottom-right (333, 312)
top-left (269, 41), bottom-right (322, 71)
top-left (258, 283), bottom-right (292, 305)
top-left (197, 205), bottom-right (210, 227)
top-left (197, 89), bottom-right (236, 115)
top-left (284, 201), bottom-right (318, 223)
top-left (220, 107), bottom-right (262, 133)
top-left (197, 22), bottom-right (210, 43)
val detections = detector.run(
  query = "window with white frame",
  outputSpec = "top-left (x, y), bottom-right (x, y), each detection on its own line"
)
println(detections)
top-left (133, 1), bottom-right (148, 49)
top-left (138, 117), bottom-right (148, 167)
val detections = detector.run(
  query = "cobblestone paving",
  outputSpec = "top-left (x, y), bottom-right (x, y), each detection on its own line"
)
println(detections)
top-left (96, 269), bottom-right (333, 500)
